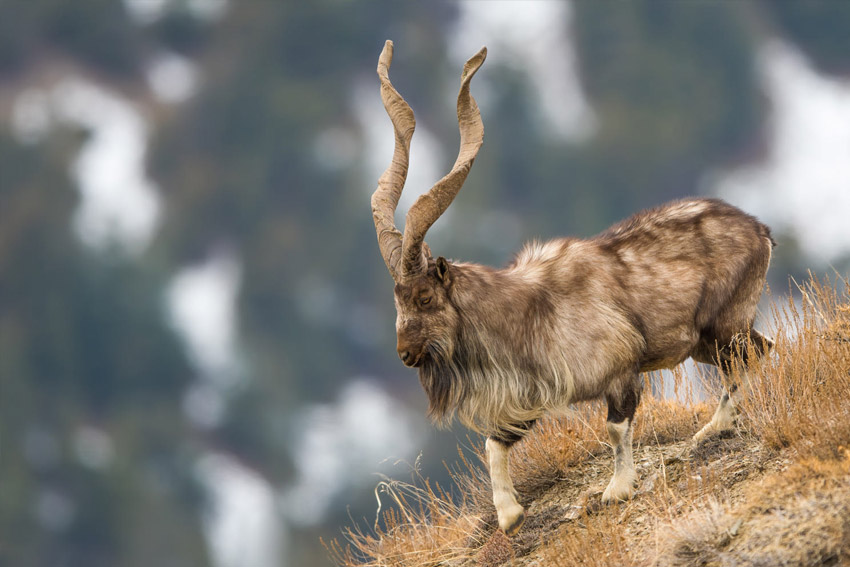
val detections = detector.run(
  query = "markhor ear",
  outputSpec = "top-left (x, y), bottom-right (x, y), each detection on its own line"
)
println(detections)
top-left (435, 256), bottom-right (452, 285)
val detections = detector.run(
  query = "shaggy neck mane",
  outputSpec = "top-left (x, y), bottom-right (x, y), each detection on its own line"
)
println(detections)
top-left (418, 260), bottom-right (569, 434)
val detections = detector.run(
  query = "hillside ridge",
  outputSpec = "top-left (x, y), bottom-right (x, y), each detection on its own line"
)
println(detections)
top-left (330, 278), bottom-right (850, 567)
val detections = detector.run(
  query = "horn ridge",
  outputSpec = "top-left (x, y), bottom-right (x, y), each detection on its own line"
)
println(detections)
top-left (401, 46), bottom-right (487, 278)
top-left (372, 40), bottom-right (416, 281)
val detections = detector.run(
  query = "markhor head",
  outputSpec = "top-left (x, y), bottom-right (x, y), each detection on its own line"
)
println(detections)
top-left (370, 39), bottom-right (486, 371)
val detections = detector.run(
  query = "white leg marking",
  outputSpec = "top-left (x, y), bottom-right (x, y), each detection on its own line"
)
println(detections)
top-left (602, 418), bottom-right (637, 503)
top-left (485, 438), bottom-right (525, 535)
top-left (693, 387), bottom-right (740, 443)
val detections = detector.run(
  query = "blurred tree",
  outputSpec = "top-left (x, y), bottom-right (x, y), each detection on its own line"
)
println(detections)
top-left (568, 1), bottom-right (761, 229)
top-left (0, 0), bottom-right (143, 77)
top-left (0, 126), bottom-right (207, 564)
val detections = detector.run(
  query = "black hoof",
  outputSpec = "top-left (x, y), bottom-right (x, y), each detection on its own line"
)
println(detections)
top-left (503, 509), bottom-right (526, 536)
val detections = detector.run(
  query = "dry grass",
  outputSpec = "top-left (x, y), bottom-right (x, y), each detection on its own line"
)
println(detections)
top-left (534, 511), bottom-right (635, 567)
top-left (652, 453), bottom-right (850, 567)
top-left (740, 276), bottom-right (850, 460)
top-left (329, 275), bottom-right (850, 567)
top-left (324, 464), bottom-right (488, 566)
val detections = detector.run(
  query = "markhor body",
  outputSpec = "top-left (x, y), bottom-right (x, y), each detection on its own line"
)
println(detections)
top-left (413, 198), bottom-right (774, 437)
top-left (371, 41), bottom-right (773, 536)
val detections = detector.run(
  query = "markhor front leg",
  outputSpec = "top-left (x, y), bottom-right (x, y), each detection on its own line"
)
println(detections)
top-left (485, 437), bottom-right (525, 535)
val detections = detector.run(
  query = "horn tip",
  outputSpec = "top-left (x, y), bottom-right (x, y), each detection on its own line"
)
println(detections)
top-left (462, 46), bottom-right (487, 81)
top-left (378, 40), bottom-right (394, 75)
top-left (470, 46), bottom-right (487, 64)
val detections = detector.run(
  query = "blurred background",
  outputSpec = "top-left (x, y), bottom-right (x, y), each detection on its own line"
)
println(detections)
top-left (2, 1), bottom-right (850, 566)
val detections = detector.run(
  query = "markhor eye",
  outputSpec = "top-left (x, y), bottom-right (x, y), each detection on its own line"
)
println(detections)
top-left (420, 297), bottom-right (431, 305)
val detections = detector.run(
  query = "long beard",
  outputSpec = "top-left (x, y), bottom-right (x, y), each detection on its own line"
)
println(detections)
top-left (417, 329), bottom-right (491, 428)
top-left (416, 326), bottom-right (559, 436)
top-left (418, 341), bottom-right (464, 426)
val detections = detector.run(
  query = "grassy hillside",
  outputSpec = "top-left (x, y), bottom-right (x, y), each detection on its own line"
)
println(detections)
top-left (328, 276), bottom-right (850, 566)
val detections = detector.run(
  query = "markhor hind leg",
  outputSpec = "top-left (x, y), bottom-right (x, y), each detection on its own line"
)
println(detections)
top-left (602, 375), bottom-right (641, 503)
top-left (486, 421), bottom-right (535, 535)
top-left (693, 389), bottom-right (737, 443)
top-left (693, 330), bottom-right (773, 442)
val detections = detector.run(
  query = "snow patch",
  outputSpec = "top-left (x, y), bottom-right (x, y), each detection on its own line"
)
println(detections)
top-left (713, 40), bottom-right (850, 264)
top-left (12, 78), bottom-right (163, 254)
top-left (147, 52), bottom-right (199, 103)
top-left (197, 453), bottom-right (285, 567)
top-left (283, 380), bottom-right (424, 526)
top-left (449, 0), bottom-right (595, 142)
top-left (167, 249), bottom-right (242, 387)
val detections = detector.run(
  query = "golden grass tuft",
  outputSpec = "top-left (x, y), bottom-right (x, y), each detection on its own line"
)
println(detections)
top-left (324, 470), bottom-right (486, 566)
top-left (330, 275), bottom-right (850, 567)
top-left (739, 275), bottom-right (850, 459)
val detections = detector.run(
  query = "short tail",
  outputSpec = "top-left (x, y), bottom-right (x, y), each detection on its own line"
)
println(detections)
top-left (763, 225), bottom-right (777, 249)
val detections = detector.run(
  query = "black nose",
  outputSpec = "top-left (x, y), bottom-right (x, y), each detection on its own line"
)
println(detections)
top-left (399, 350), bottom-right (411, 363)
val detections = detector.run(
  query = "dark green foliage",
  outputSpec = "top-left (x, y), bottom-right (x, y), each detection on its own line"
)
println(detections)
top-left (765, 0), bottom-right (850, 76)
top-left (149, 6), bottom-right (213, 56)
top-left (571, 1), bottom-right (761, 224)
top-left (0, 128), bottom-right (207, 564)
top-left (0, 0), bottom-right (143, 77)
